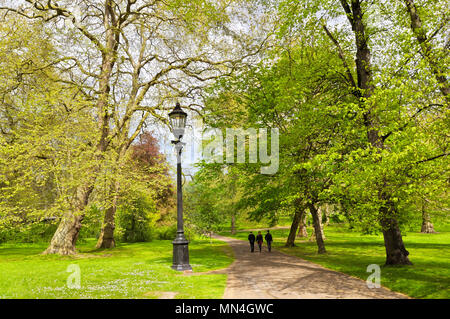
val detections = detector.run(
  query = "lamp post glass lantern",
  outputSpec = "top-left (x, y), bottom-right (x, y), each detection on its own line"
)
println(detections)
top-left (169, 102), bottom-right (188, 140)
top-left (169, 102), bottom-right (191, 271)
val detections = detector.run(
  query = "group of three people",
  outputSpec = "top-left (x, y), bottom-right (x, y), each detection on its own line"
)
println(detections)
top-left (248, 230), bottom-right (273, 253)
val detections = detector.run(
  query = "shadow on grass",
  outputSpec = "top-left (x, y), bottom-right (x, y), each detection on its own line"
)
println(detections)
top-left (304, 240), bottom-right (450, 250)
top-left (0, 244), bottom-right (46, 257)
top-left (278, 243), bottom-right (450, 298)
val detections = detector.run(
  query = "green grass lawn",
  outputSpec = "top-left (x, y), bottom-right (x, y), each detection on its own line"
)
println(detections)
top-left (0, 238), bottom-right (233, 299)
top-left (218, 223), bottom-right (450, 299)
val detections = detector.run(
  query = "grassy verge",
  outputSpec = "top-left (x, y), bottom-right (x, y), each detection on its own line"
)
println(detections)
top-left (218, 223), bottom-right (450, 299)
top-left (0, 238), bottom-right (233, 299)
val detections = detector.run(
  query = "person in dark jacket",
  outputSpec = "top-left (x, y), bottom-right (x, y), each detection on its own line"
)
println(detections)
top-left (256, 231), bottom-right (263, 253)
top-left (265, 230), bottom-right (273, 252)
top-left (248, 232), bottom-right (256, 252)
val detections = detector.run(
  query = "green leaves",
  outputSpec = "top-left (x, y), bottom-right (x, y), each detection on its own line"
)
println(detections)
top-left (194, 0), bottom-right (449, 239)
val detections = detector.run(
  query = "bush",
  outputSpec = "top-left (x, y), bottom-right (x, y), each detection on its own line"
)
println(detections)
top-left (0, 219), bottom-right (58, 243)
top-left (78, 205), bottom-right (103, 241)
top-left (116, 193), bottom-right (158, 243)
top-left (329, 213), bottom-right (346, 224)
top-left (154, 224), bottom-right (177, 240)
top-left (154, 224), bottom-right (197, 241)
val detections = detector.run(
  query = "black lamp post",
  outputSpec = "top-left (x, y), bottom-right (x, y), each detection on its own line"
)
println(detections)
top-left (168, 102), bottom-right (192, 271)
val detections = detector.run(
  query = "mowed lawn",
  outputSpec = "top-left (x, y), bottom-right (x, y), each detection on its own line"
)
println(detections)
top-left (219, 223), bottom-right (450, 299)
top-left (0, 238), bottom-right (233, 299)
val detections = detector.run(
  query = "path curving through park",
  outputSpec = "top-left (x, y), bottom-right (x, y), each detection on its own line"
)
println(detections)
top-left (211, 234), bottom-right (409, 299)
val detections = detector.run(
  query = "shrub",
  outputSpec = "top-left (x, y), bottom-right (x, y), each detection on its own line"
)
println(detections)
top-left (155, 224), bottom-right (177, 240)
top-left (78, 205), bottom-right (103, 241)
top-left (0, 219), bottom-right (58, 243)
top-left (116, 193), bottom-right (158, 243)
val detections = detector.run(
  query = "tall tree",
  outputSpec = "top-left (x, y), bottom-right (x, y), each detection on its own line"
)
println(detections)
top-left (1, 0), bottom-right (268, 253)
top-left (337, 0), bottom-right (412, 265)
top-left (0, 15), bottom-right (99, 241)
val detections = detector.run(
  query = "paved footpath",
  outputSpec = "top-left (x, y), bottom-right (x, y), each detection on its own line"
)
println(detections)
top-left (210, 234), bottom-right (409, 299)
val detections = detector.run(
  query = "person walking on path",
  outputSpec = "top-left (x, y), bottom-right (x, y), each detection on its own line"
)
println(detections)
top-left (265, 230), bottom-right (273, 252)
top-left (256, 231), bottom-right (263, 253)
top-left (248, 232), bottom-right (256, 252)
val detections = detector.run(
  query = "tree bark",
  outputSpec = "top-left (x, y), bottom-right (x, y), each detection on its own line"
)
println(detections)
top-left (96, 206), bottom-right (116, 248)
top-left (43, 214), bottom-right (83, 255)
top-left (308, 203), bottom-right (326, 254)
top-left (380, 205), bottom-right (412, 265)
top-left (43, 184), bottom-right (93, 255)
top-left (317, 206), bottom-right (326, 240)
top-left (95, 181), bottom-right (119, 249)
top-left (231, 213), bottom-right (237, 235)
top-left (297, 209), bottom-right (308, 238)
top-left (322, 204), bottom-right (331, 226)
top-left (285, 207), bottom-right (303, 247)
top-left (420, 201), bottom-right (436, 234)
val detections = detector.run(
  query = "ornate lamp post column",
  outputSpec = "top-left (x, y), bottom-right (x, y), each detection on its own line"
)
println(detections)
top-left (168, 102), bottom-right (192, 271)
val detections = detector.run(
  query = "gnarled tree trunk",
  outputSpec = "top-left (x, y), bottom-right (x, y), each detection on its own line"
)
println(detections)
top-left (43, 214), bottom-right (84, 255)
top-left (43, 184), bottom-right (93, 255)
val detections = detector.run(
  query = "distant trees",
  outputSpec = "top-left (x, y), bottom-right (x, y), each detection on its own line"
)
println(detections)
top-left (184, 165), bottom-right (242, 239)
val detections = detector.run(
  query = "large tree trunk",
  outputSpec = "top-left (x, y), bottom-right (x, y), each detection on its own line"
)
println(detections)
top-left (297, 209), bottom-right (308, 238)
top-left (43, 185), bottom-right (93, 255)
top-left (43, 214), bottom-right (84, 255)
top-left (421, 201), bottom-right (436, 234)
top-left (44, 111), bottom-right (111, 254)
top-left (285, 207), bottom-right (303, 247)
top-left (96, 203), bottom-right (117, 249)
top-left (308, 203), bottom-right (326, 254)
top-left (380, 204), bottom-right (412, 265)
top-left (96, 181), bottom-right (120, 249)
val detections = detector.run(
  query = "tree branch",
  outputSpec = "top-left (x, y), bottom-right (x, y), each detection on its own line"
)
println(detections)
top-left (322, 24), bottom-right (357, 89)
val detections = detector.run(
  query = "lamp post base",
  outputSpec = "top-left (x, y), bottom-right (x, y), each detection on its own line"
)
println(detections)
top-left (172, 237), bottom-right (192, 271)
